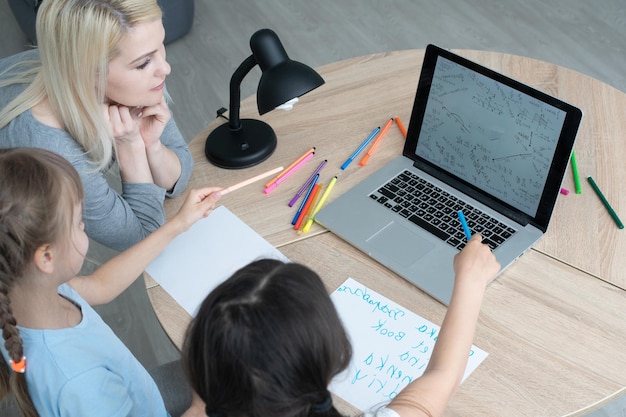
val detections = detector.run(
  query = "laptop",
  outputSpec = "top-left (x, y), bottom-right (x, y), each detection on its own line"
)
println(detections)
top-left (315, 44), bottom-right (582, 305)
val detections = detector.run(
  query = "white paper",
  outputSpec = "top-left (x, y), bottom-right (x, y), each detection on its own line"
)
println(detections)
top-left (145, 206), bottom-right (289, 316)
top-left (329, 277), bottom-right (488, 412)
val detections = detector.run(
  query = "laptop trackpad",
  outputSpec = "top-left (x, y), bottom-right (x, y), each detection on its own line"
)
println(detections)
top-left (366, 222), bottom-right (435, 267)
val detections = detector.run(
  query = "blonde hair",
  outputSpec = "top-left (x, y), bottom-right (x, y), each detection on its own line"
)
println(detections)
top-left (0, 148), bottom-right (85, 417)
top-left (0, 0), bottom-right (162, 171)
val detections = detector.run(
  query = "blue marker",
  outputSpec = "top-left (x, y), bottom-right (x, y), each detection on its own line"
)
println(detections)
top-left (457, 210), bottom-right (472, 240)
top-left (340, 126), bottom-right (380, 170)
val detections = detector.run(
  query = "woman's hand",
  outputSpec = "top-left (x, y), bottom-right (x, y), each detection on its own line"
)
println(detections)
top-left (137, 99), bottom-right (171, 151)
top-left (104, 100), bottom-right (171, 150)
top-left (104, 103), bottom-right (154, 183)
top-left (105, 103), bottom-right (144, 145)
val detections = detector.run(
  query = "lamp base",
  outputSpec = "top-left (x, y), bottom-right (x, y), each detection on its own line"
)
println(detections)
top-left (204, 119), bottom-right (277, 169)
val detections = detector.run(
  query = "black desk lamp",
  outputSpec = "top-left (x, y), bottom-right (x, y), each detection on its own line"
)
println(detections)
top-left (205, 28), bottom-right (325, 169)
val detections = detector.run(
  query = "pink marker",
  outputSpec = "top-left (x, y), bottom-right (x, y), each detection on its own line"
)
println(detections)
top-left (560, 187), bottom-right (570, 195)
top-left (263, 152), bottom-right (315, 194)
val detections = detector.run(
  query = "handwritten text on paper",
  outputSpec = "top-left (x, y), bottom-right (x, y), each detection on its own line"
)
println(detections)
top-left (329, 278), bottom-right (488, 412)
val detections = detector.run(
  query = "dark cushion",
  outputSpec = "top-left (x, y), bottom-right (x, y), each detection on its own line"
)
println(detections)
top-left (7, 0), bottom-right (39, 44)
top-left (161, 0), bottom-right (195, 45)
top-left (7, 0), bottom-right (194, 45)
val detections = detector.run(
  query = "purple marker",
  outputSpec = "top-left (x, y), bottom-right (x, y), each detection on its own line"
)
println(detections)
top-left (288, 159), bottom-right (327, 207)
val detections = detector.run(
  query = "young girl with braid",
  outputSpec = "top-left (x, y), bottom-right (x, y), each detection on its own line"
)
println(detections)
top-left (0, 148), bottom-right (220, 417)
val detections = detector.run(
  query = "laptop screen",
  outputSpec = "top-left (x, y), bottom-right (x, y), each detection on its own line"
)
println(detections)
top-left (405, 45), bottom-right (582, 229)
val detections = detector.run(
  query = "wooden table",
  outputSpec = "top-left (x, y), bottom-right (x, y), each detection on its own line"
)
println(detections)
top-left (145, 49), bottom-right (626, 416)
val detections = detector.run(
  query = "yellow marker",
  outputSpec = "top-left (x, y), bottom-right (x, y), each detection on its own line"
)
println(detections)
top-left (301, 176), bottom-right (338, 233)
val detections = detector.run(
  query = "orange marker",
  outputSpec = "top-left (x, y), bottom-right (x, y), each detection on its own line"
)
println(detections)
top-left (394, 116), bottom-right (407, 138)
top-left (265, 147), bottom-right (315, 188)
top-left (359, 118), bottom-right (394, 166)
top-left (294, 183), bottom-right (321, 230)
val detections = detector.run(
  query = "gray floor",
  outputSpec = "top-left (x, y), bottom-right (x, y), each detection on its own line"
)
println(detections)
top-left (1, 1), bottom-right (625, 415)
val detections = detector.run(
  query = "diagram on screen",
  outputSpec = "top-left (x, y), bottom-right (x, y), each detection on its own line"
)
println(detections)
top-left (415, 57), bottom-right (566, 216)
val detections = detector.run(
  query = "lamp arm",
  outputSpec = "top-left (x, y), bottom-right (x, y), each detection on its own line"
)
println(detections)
top-left (228, 55), bottom-right (257, 131)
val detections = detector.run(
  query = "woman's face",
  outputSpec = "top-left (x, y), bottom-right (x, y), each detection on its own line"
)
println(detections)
top-left (105, 18), bottom-right (171, 107)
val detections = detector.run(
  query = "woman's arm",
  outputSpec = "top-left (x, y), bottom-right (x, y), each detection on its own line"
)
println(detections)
top-left (108, 99), bottom-right (188, 193)
top-left (107, 103), bottom-right (155, 184)
top-left (79, 155), bottom-right (166, 250)
top-left (138, 100), bottom-right (185, 192)
top-left (386, 234), bottom-right (501, 417)
top-left (3, 121), bottom-right (167, 250)
top-left (160, 115), bottom-right (193, 198)
top-left (69, 187), bottom-right (221, 306)
top-left (89, 101), bottom-right (189, 250)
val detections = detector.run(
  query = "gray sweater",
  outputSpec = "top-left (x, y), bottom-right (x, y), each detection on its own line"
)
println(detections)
top-left (0, 50), bottom-right (193, 251)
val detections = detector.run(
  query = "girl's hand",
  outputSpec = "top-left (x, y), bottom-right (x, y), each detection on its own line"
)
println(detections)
top-left (453, 234), bottom-right (500, 288)
top-left (137, 99), bottom-right (171, 150)
top-left (171, 187), bottom-right (222, 232)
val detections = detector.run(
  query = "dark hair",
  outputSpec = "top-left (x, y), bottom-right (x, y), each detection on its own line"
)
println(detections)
top-left (183, 259), bottom-right (352, 417)
top-left (0, 147), bottom-right (84, 417)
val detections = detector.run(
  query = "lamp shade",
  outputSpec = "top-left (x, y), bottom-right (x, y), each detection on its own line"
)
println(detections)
top-left (204, 28), bottom-right (324, 169)
top-left (257, 60), bottom-right (325, 114)
top-left (250, 28), bottom-right (325, 114)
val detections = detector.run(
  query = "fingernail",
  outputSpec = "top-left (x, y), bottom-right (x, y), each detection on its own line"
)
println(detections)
top-left (137, 112), bottom-right (143, 118)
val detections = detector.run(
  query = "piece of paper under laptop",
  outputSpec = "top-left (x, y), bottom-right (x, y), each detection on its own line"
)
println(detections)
top-left (329, 277), bottom-right (488, 412)
top-left (146, 205), bottom-right (288, 316)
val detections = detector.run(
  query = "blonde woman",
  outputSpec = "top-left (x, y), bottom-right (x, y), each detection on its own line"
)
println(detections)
top-left (0, 0), bottom-right (194, 251)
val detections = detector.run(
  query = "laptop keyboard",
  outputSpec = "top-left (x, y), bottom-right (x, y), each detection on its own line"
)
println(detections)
top-left (369, 170), bottom-right (517, 250)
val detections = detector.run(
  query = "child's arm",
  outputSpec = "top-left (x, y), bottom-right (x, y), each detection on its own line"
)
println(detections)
top-left (69, 187), bottom-right (222, 306)
top-left (386, 234), bottom-right (500, 417)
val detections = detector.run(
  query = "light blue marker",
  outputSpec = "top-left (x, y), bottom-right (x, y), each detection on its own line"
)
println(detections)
top-left (457, 210), bottom-right (472, 240)
top-left (340, 126), bottom-right (380, 170)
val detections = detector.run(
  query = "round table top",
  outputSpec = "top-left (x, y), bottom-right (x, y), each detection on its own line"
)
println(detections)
top-left (146, 49), bottom-right (626, 416)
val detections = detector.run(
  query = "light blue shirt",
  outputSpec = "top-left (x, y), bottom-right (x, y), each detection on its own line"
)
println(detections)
top-left (0, 284), bottom-right (169, 417)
